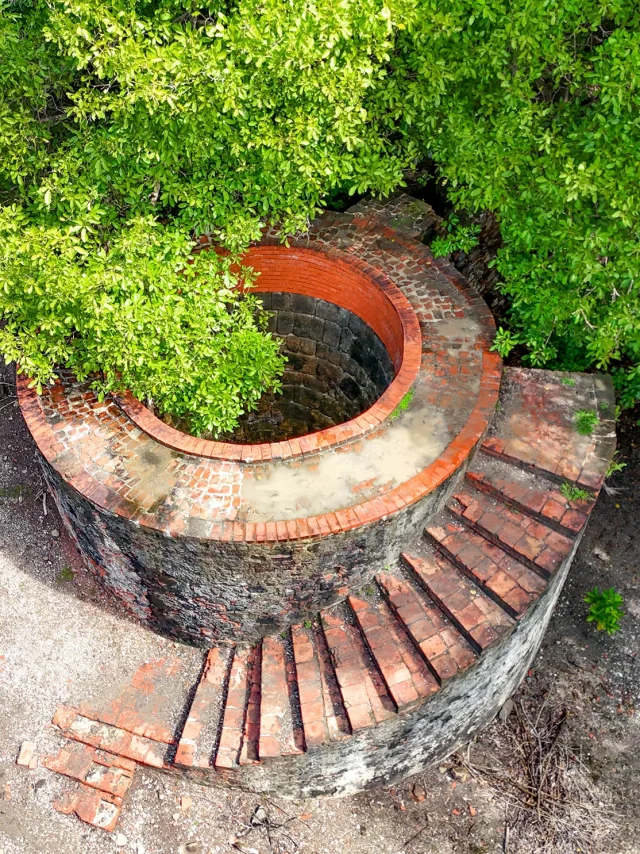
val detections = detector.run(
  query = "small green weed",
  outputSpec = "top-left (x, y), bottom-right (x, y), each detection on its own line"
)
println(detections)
top-left (584, 587), bottom-right (624, 635)
top-left (560, 482), bottom-right (590, 503)
top-left (574, 410), bottom-right (599, 435)
top-left (561, 377), bottom-right (576, 387)
top-left (606, 454), bottom-right (626, 478)
top-left (0, 484), bottom-right (30, 500)
top-left (303, 619), bottom-right (313, 629)
top-left (57, 565), bottom-right (74, 582)
top-left (390, 388), bottom-right (414, 420)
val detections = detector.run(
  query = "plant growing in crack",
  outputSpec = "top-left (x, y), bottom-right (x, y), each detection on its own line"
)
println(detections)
top-left (560, 482), bottom-right (590, 503)
top-left (574, 410), bottom-right (599, 436)
top-left (390, 388), bottom-right (414, 421)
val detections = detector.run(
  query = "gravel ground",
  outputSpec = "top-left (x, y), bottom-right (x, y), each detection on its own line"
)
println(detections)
top-left (1, 366), bottom-right (638, 854)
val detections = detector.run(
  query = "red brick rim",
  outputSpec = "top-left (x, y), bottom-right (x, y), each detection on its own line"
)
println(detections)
top-left (16, 352), bottom-right (501, 543)
top-left (115, 244), bottom-right (423, 463)
top-left (15, 220), bottom-right (503, 544)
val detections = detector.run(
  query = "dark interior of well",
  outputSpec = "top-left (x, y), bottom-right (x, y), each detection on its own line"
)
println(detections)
top-left (221, 292), bottom-right (394, 443)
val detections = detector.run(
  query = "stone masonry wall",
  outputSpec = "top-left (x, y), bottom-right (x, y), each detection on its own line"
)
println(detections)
top-left (41, 453), bottom-right (469, 646)
top-left (225, 293), bottom-right (394, 443)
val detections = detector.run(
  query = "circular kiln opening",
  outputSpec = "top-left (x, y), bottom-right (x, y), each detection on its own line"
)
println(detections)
top-left (223, 292), bottom-right (394, 443)
top-left (122, 244), bottom-right (421, 458)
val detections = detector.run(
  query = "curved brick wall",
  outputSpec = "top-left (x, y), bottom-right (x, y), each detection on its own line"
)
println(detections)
top-left (35, 198), bottom-right (616, 821)
top-left (222, 293), bottom-right (395, 443)
top-left (18, 211), bottom-right (501, 646)
top-left (193, 551), bottom-right (576, 797)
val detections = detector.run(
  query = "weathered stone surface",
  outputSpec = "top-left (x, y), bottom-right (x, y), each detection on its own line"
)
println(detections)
top-left (28, 196), bottom-right (616, 814)
top-left (19, 205), bottom-right (501, 645)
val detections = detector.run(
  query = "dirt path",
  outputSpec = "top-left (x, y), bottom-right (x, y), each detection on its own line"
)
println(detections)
top-left (1, 365), bottom-right (638, 854)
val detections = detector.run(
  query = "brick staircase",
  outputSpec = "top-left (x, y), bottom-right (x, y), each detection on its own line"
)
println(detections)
top-left (41, 367), bottom-right (615, 827)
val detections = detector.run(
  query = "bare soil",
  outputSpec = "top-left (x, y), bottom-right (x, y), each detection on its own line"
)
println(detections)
top-left (1, 363), bottom-right (638, 854)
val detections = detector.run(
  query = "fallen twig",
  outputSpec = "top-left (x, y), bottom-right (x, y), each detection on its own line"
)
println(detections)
top-left (451, 697), bottom-right (618, 853)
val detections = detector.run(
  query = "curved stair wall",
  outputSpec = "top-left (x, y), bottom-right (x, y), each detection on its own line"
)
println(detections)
top-left (17, 194), bottom-right (617, 816)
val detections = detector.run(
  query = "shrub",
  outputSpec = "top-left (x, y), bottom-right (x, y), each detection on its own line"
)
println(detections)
top-left (0, 0), bottom-right (407, 435)
top-left (0, 212), bottom-right (286, 435)
top-left (584, 587), bottom-right (624, 635)
top-left (376, 0), bottom-right (640, 404)
top-left (2, 0), bottom-right (640, 426)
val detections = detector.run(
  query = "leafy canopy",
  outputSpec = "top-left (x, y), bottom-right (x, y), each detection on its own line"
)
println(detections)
top-left (0, 0), bottom-right (407, 434)
top-left (377, 0), bottom-right (640, 404)
top-left (1, 0), bottom-right (640, 433)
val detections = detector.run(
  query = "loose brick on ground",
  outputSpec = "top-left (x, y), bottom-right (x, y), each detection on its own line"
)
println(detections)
top-left (43, 743), bottom-right (134, 798)
top-left (54, 782), bottom-right (123, 832)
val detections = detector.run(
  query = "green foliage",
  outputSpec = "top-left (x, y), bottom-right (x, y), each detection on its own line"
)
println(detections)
top-left (491, 328), bottom-right (521, 359)
top-left (561, 377), bottom-right (576, 387)
top-left (560, 482), bottom-right (590, 502)
top-left (3, 0), bottom-right (640, 425)
top-left (57, 565), bottom-right (75, 582)
top-left (584, 586), bottom-right (624, 635)
top-left (0, 213), bottom-right (285, 434)
top-left (606, 454), bottom-right (627, 477)
top-left (574, 409), bottom-right (599, 435)
top-left (375, 0), bottom-right (640, 405)
top-left (389, 387), bottom-right (414, 420)
top-left (430, 213), bottom-right (481, 257)
top-left (0, 0), bottom-right (408, 434)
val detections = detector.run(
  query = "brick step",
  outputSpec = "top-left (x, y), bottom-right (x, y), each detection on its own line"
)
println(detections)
top-left (347, 594), bottom-right (439, 710)
top-left (174, 647), bottom-right (233, 769)
top-left (215, 645), bottom-right (258, 769)
top-left (465, 463), bottom-right (596, 537)
top-left (72, 656), bottom-right (203, 746)
top-left (52, 707), bottom-right (170, 769)
top-left (401, 549), bottom-right (514, 654)
top-left (375, 569), bottom-right (477, 683)
top-left (291, 624), bottom-right (351, 748)
top-left (424, 512), bottom-right (547, 619)
top-left (258, 634), bottom-right (305, 759)
top-left (448, 487), bottom-right (575, 580)
top-left (479, 370), bottom-right (614, 492)
top-left (239, 643), bottom-right (262, 765)
top-left (320, 604), bottom-right (396, 730)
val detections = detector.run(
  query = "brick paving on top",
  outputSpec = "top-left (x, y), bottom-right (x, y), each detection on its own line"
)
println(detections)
top-left (17, 203), bottom-right (500, 545)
